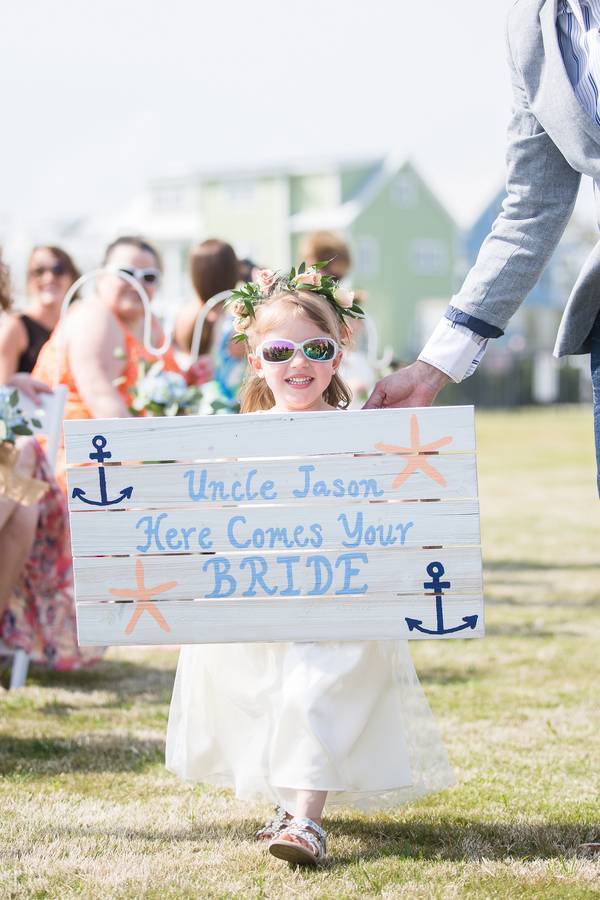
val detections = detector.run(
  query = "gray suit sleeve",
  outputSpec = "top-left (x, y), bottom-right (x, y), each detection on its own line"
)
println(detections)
top-left (451, 28), bottom-right (581, 333)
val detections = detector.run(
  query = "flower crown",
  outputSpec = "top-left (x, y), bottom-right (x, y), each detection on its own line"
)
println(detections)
top-left (225, 260), bottom-right (365, 342)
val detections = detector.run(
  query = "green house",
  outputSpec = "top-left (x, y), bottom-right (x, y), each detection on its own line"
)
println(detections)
top-left (148, 156), bottom-right (458, 357)
top-left (287, 157), bottom-right (458, 357)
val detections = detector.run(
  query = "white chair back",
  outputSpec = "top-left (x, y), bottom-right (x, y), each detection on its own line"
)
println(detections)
top-left (364, 313), bottom-right (394, 371)
top-left (18, 385), bottom-right (67, 470)
top-left (189, 290), bottom-right (232, 361)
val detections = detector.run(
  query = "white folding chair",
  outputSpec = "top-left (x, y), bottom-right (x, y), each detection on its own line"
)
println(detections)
top-left (189, 289), bottom-right (232, 362)
top-left (0, 385), bottom-right (67, 688)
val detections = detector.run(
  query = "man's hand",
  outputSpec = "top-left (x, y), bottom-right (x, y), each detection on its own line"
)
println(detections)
top-left (363, 360), bottom-right (451, 409)
top-left (6, 373), bottom-right (52, 403)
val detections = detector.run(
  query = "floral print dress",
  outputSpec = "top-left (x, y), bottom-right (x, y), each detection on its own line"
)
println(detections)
top-left (0, 440), bottom-right (104, 669)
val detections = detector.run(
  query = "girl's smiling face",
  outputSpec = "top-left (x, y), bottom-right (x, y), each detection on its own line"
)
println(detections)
top-left (248, 313), bottom-right (342, 412)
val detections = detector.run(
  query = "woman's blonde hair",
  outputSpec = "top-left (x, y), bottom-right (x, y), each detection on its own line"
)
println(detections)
top-left (240, 289), bottom-right (352, 413)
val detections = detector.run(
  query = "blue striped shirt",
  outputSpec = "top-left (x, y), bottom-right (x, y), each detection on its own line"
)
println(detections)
top-left (558, 0), bottom-right (600, 126)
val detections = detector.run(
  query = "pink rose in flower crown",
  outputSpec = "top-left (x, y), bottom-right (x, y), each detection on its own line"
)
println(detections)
top-left (295, 269), bottom-right (322, 288)
top-left (256, 269), bottom-right (275, 292)
top-left (333, 287), bottom-right (355, 309)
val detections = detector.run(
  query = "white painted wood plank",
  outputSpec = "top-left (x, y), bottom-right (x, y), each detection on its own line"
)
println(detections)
top-left (64, 406), bottom-right (475, 465)
top-left (70, 500), bottom-right (481, 556)
top-left (73, 547), bottom-right (483, 603)
top-left (76, 594), bottom-right (485, 645)
top-left (67, 454), bottom-right (478, 510)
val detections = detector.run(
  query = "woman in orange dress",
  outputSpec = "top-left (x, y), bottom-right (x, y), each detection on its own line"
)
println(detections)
top-left (34, 236), bottom-right (208, 492)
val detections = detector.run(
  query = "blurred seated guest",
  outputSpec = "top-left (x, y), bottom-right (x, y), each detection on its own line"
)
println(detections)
top-left (174, 238), bottom-right (239, 354)
top-left (33, 236), bottom-right (206, 489)
top-left (299, 230), bottom-right (352, 281)
top-left (175, 238), bottom-right (245, 407)
top-left (0, 246), bottom-right (80, 382)
top-left (299, 231), bottom-right (376, 405)
top-left (238, 257), bottom-right (262, 284)
top-left (0, 379), bottom-right (103, 671)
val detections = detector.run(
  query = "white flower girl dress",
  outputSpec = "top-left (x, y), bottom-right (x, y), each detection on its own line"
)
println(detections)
top-left (166, 638), bottom-right (454, 812)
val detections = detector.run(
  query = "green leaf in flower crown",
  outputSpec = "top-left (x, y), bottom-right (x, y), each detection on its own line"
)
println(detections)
top-left (298, 261), bottom-right (306, 275)
top-left (289, 267), bottom-right (296, 280)
top-left (9, 390), bottom-right (18, 407)
top-left (243, 297), bottom-right (255, 318)
top-left (232, 333), bottom-right (247, 343)
top-left (12, 425), bottom-right (33, 435)
top-left (313, 258), bottom-right (334, 270)
top-left (31, 418), bottom-right (42, 428)
top-left (351, 304), bottom-right (365, 317)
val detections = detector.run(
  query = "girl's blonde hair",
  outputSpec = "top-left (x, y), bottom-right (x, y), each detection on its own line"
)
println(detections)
top-left (240, 289), bottom-right (352, 413)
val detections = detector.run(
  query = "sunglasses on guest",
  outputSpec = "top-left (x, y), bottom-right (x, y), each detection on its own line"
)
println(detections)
top-left (111, 266), bottom-right (161, 285)
top-left (29, 262), bottom-right (68, 279)
top-left (256, 336), bottom-right (339, 364)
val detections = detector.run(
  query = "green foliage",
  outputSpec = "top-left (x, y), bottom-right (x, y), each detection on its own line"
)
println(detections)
top-left (0, 386), bottom-right (39, 444)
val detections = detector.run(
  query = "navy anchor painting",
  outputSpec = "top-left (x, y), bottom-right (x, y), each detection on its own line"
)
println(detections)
top-left (406, 562), bottom-right (479, 637)
top-left (71, 435), bottom-right (133, 507)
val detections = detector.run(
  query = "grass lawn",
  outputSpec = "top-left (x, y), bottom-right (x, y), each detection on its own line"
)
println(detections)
top-left (1, 406), bottom-right (598, 898)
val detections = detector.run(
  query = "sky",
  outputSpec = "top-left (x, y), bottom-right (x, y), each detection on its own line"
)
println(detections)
top-left (1, 0), bottom-right (515, 229)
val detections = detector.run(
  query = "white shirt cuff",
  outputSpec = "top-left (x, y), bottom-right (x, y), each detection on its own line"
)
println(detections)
top-left (418, 317), bottom-right (489, 383)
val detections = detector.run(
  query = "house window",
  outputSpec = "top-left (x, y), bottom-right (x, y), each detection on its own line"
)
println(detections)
top-left (408, 239), bottom-right (449, 276)
top-left (354, 236), bottom-right (380, 279)
top-left (391, 173), bottom-right (418, 208)
top-left (225, 180), bottom-right (257, 206)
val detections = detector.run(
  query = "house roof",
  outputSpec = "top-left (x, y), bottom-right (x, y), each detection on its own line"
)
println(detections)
top-left (287, 151), bottom-right (415, 233)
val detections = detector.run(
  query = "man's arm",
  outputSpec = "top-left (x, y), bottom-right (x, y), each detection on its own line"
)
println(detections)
top-left (366, 22), bottom-right (582, 409)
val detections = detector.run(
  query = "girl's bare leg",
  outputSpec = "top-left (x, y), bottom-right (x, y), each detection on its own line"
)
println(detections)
top-left (293, 790), bottom-right (328, 823)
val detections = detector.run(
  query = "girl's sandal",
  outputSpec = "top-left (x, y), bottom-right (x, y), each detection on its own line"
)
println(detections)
top-left (268, 816), bottom-right (327, 867)
top-left (255, 806), bottom-right (292, 841)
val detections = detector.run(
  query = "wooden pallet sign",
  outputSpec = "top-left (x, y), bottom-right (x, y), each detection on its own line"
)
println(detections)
top-left (64, 407), bottom-right (484, 646)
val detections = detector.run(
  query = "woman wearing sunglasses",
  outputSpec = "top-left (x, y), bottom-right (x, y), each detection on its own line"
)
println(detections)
top-left (33, 235), bottom-right (206, 492)
top-left (0, 245), bottom-right (80, 383)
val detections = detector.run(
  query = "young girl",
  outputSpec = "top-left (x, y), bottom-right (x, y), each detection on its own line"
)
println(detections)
top-left (165, 265), bottom-right (455, 866)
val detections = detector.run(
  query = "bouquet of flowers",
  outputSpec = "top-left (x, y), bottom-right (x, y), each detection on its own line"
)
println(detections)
top-left (0, 386), bottom-right (41, 444)
top-left (194, 379), bottom-right (240, 416)
top-left (128, 360), bottom-right (203, 417)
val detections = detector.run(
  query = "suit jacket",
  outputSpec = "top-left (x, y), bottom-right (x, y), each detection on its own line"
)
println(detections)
top-left (451, 0), bottom-right (600, 356)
